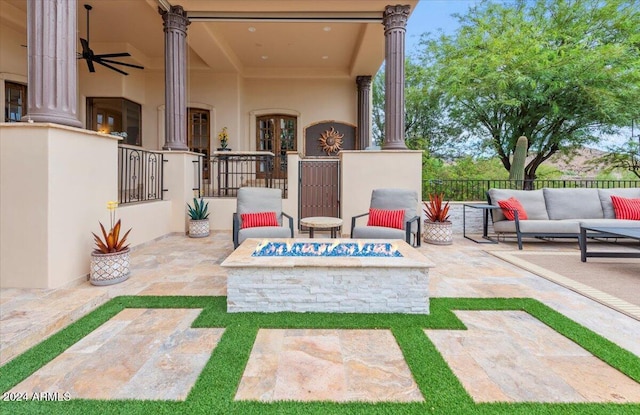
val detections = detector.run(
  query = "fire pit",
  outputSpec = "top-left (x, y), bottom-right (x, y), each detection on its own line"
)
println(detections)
top-left (222, 238), bottom-right (434, 314)
top-left (251, 241), bottom-right (403, 257)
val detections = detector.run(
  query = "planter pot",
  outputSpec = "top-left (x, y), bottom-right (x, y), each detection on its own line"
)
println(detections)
top-left (423, 221), bottom-right (453, 245)
top-left (189, 219), bottom-right (210, 238)
top-left (90, 248), bottom-right (130, 286)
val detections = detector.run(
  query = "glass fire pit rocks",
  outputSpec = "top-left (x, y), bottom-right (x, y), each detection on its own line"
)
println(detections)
top-left (251, 241), bottom-right (403, 258)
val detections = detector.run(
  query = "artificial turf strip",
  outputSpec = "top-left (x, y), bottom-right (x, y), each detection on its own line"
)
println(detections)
top-left (1, 296), bottom-right (639, 415)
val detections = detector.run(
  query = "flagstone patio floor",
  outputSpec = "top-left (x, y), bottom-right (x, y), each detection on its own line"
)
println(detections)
top-left (1, 231), bottom-right (639, 404)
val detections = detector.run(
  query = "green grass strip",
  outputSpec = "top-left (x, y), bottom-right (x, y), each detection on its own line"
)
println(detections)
top-left (0, 296), bottom-right (638, 415)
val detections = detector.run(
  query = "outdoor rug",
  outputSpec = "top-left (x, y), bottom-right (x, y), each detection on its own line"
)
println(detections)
top-left (491, 250), bottom-right (640, 321)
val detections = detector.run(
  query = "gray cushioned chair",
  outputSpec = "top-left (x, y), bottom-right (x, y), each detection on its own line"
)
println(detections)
top-left (350, 188), bottom-right (421, 247)
top-left (233, 187), bottom-right (294, 248)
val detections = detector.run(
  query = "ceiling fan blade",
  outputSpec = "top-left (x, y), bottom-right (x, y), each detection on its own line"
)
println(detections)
top-left (86, 58), bottom-right (96, 73)
top-left (94, 52), bottom-right (131, 58)
top-left (95, 59), bottom-right (129, 76)
top-left (79, 38), bottom-right (95, 72)
top-left (80, 38), bottom-right (91, 54)
top-left (96, 58), bottom-right (144, 70)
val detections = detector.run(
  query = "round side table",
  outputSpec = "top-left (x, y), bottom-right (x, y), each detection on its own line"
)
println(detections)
top-left (300, 216), bottom-right (343, 238)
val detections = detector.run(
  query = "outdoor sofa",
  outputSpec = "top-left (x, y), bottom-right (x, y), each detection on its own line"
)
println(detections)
top-left (487, 187), bottom-right (640, 249)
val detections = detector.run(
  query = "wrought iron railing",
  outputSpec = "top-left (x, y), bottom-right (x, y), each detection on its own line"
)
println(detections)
top-left (423, 179), bottom-right (640, 201)
top-left (195, 151), bottom-right (287, 198)
top-left (118, 145), bottom-right (165, 204)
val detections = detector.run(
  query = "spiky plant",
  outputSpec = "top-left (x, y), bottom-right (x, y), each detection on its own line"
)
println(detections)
top-left (93, 220), bottom-right (131, 254)
top-left (423, 193), bottom-right (450, 222)
top-left (92, 201), bottom-right (131, 254)
top-left (187, 198), bottom-right (210, 220)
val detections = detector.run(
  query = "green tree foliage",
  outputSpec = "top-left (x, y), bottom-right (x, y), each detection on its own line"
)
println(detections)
top-left (420, 0), bottom-right (640, 180)
top-left (372, 60), bottom-right (464, 156)
top-left (422, 155), bottom-right (508, 181)
top-left (589, 139), bottom-right (640, 179)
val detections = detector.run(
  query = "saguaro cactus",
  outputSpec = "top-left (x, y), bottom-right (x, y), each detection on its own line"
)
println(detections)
top-left (509, 135), bottom-right (528, 189)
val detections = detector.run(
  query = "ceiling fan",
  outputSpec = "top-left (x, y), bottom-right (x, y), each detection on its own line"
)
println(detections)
top-left (79, 4), bottom-right (144, 76)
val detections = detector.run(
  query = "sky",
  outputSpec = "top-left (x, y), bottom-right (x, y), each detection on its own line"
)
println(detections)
top-left (405, 0), bottom-right (481, 54)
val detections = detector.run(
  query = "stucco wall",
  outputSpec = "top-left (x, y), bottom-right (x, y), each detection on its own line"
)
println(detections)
top-left (0, 124), bottom-right (118, 288)
top-left (0, 24), bottom-right (27, 77)
top-left (0, 124), bottom-right (185, 289)
top-left (340, 150), bottom-right (423, 237)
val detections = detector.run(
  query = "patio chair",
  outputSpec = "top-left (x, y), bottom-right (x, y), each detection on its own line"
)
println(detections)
top-left (233, 187), bottom-right (294, 248)
top-left (350, 188), bottom-right (421, 247)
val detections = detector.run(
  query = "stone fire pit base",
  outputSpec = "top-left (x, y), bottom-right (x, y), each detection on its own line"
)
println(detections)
top-left (221, 238), bottom-right (434, 314)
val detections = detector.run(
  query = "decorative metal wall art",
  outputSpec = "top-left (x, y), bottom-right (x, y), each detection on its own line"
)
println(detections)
top-left (318, 127), bottom-right (344, 155)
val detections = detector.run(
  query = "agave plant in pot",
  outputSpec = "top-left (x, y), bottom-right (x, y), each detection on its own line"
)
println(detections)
top-left (90, 201), bottom-right (132, 285)
top-left (187, 198), bottom-right (210, 238)
top-left (423, 192), bottom-right (453, 245)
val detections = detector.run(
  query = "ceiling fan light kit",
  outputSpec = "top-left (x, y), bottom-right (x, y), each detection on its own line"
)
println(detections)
top-left (79, 4), bottom-right (144, 76)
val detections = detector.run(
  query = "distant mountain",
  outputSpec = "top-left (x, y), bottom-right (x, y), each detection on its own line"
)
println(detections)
top-left (544, 147), bottom-right (607, 179)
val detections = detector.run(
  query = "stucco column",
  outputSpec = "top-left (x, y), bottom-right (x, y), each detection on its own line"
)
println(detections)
top-left (382, 5), bottom-right (410, 150)
top-left (356, 76), bottom-right (372, 150)
top-left (23, 0), bottom-right (82, 127)
top-left (160, 5), bottom-right (190, 151)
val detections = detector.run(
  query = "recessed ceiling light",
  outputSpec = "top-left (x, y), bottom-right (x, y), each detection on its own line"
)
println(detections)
top-left (323, 26), bottom-right (331, 32)
top-left (261, 55), bottom-right (269, 60)
top-left (322, 55), bottom-right (329, 60)
top-left (248, 27), bottom-right (256, 32)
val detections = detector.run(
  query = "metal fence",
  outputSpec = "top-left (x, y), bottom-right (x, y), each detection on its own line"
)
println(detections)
top-left (423, 179), bottom-right (640, 201)
top-left (196, 152), bottom-right (287, 198)
top-left (118, 145), bottom-right (165, 204)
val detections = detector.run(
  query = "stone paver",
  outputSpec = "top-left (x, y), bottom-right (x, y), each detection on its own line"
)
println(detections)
top-left (8, 308), bottom-right (224, 401)
top-left (1, 232), bottom-right (639, 405)
top-left (425, 310), bottom-right (640, 403)
top-left (235, 329), bottom-right (424, 402)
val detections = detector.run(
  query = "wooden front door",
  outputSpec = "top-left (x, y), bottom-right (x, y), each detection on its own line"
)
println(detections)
top-left (256, 115), bottom-right (297, 179)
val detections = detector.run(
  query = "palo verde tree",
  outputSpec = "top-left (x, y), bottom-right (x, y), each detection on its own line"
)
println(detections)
top-left (420, 0), bottom-right (640, 180)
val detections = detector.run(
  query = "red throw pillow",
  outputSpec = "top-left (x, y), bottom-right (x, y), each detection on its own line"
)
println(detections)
top-left (367, 208), bottom-right (405, 230)
top-left (610, 195), bottom-right (640, 220)
top-left (497, 197), bottom-right (528, 221)
top-left (241, 211), bottom-right (278, 229)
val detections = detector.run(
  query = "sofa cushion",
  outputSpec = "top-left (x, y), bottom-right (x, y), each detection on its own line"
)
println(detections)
top-left (610, 196), bottom-right (640, 220)
top-left (368, 208), bottom-right (405, 229)
top-left (238, 226), bottom-right (292, 246)
top-left (488, 189), bottom-right (549, 221)
top-left (237, 187), bottom-right (283, 226)
top-left (579, 219), bottom-right (640, 228)
top-left (241, 211), bottom-right (278, 229)
top-left (370, 188), bottom-right (418, 232)
top-left (497, 197), bottom-right (528, 220)
top-left (493, 219), bottom-right (581, 234)
top-left (598, 188), bottom-right (640, 219)
top-left (543, 188), bottom-right (603, 220)
top-left (352, 225), bottom-right (405, 240)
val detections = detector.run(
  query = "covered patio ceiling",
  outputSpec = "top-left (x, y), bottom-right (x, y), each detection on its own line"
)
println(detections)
top-left (1, 0), bottom-right (418, 78)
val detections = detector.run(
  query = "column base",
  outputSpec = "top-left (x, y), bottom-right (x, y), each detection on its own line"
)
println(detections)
top-left (23, 113), bottom-right (82, 128)
top-left (163, 143), bottom-right (189, 151)
top-left (382, 141), bottom-right (408, 150)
